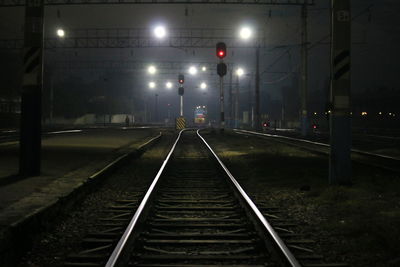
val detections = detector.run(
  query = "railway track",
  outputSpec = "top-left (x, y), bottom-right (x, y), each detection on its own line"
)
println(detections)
top-left (63, 129), bottom-right (347, 267)
top-left (234, 129), bottom-right (400, 172)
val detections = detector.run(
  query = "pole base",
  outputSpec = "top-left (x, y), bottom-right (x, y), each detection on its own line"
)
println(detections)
top-left (176, 117), bottom-right (186, 130)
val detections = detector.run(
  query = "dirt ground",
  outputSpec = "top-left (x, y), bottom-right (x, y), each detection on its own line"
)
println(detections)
top-left (203, 130), bottom-right (400, 267)
top-left (17, 132), bottom-right (175, 267)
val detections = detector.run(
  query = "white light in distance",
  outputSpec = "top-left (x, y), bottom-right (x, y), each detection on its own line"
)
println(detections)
top-left (166, 81), bottom-right (172, 89)
top-left (148, 65), bottom-right (157, 75)
top-left (154, 26), bottom-right (166, 39)
top-left (202, 66), bottom-right (207, 72)
top-left (149, 82), bottom-right (156, 89)
top-left (189, 66), bottom-right (197, 75)
top-left (236, 68), bottom-right (244, 77)
top-left (200, 82), bottom-right (207, 90)
top-left (57, 29), bottom-right (65, 38)
top-left (239, 27), bottom-right (252, 40)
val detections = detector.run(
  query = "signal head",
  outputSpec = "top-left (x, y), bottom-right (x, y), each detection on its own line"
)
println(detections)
top-left (178, 74), bottom-right (184, 84)
top-left (216, 42), bottom-right (227, 59)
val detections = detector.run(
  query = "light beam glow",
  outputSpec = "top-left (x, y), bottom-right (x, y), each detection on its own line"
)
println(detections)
top-left (239, 27), bottom-right (252, 40)
top-left (189, 66), bottom-right (198, 75)
top-left (149, 81), bottom-right (156, 89)
top-left (154, 26), bottom-right (166, 39)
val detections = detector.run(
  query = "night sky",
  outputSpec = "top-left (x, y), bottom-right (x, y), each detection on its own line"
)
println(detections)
top-left (0, 0), bottom-right (399, 122)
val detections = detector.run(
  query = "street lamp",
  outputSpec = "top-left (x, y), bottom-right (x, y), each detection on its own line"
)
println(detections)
top-left (148, 81), bottom-right (156, 89)
top-left (236, 68), bottom-right (244, 77)
top-left (154, 25), bottom-right (166, 39)
top-left (57, 28), bottom-right (65, 38)
top-left (189, 66), bottom-right (197, 75)
top-left (200, 82), bottom-right (207, 90)
top-left (239, 26), bottom-right (252, 40)
top-left (148, 65), bottom-right (157, 75)
top-left (166, 81), bottom-right (172, 89)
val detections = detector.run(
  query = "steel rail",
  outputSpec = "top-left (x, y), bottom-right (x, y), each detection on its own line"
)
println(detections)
top-left (105, 129), bottom-right (184, 267)
top-left (0, 0), bottom-right (315, 7)
top-left (235, 129), bottom-right (329, 147)
top-left (197, 129), bottom-right (301, 267)
top-left (234, 129), bottom-right (400, 162)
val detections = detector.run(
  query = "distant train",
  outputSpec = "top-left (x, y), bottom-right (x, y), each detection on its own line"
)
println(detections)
top-left (194, 106), bottom-right (207, 125)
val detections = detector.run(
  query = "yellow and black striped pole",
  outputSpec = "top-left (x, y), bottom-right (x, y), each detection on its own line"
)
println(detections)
top-left (329, 0), bottom-right (351, 185)
top-left (176, 117), bottom-right (185, 130)
top-left (19, 0), bottom-right (44, 176)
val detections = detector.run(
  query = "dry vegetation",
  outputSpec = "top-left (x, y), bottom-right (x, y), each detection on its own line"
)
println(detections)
top-left (204, 130), bottom-right (400, 267)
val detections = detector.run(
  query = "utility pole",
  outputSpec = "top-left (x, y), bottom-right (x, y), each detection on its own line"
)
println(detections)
top-left (131, 89), bottom-right (134, 125)
top-left (228, 69), bottom-right (233, 128)
top-left (155, 93), bottom-right (158, 123)
top-left (216, 42), bottom-right (227, 133)
top-left (180, 94), bottom-right (183, 117)
top-left (144, 97), bottom-right (148, 123)
top-left (255, 47), bottom-right (261, 131)
top-left (19, 0), bottom-right (44, 176)
top-left (176, 74), bottom-right (186, 130)
top-left (167, 104), bottom-right (171, 124)
top-left (219, 76), bottom-right (225, 131)
top-left (235, 74), bottom-right (239, 128)
top-left (103, 78), bottom-right (107, 126)
top-left (300, 2), bottom-right (309, 136)
top-left (50, 75), bottom-right (54, 125)
top-left (248, 77), bottom-right (252, 128)
top-left (329, 0), bottom-right (351, 185)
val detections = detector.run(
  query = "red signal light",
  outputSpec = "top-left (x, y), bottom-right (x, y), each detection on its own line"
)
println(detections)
top-left (313, 124), bottom-right (317, 129)
top-left (216, 42), bottom-right (227, 59)
top-left (178, 74), bottom-right (184, 84)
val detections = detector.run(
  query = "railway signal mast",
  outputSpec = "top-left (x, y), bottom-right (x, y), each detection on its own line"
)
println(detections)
top-left (216, 42), bottom-right (227, 132)
top-left (176, 74), bottom-right (186, 130)
top-left (178, 74), bottom-right (184, 117)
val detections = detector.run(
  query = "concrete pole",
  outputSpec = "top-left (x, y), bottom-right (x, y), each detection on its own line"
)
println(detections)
top-left (281, 92), bottom-right (285, 128)
top-left (255, 47), bottom-right (261, 131)
top-left (19, 1), bottom-right (44, 176)
top-left (219, 76), bottom-right (225, 132)
top-left (155, 93), bottom-right (158, 123)
top-left (131, 85), bottom-right (135, 126)
top-left (228, 69), bottom-right (233, 127)
top-left (235, 75), bottom-right (239, 128)
top-left (180, 95), bottom-right (183, 117)
top-left (144, 98), bottom-right (148, 123)
top-left (300, 3), bottom-right (309, 136)
top-left (329, 0), bottom-right (352, 185)
top-left (167, 105), bottom-right (171, 124)
top-left (248, 77), bottom-right (252, 128)
top-left (50, 75), bottom-right (54, 125)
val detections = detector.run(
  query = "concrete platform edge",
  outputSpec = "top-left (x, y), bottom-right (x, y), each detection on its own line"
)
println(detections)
top-left (0, 133), bottom-right (162, 266)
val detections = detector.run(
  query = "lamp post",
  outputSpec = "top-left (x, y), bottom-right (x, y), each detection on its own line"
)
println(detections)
top-left (148, 81), bottom-right (157, 123)
top-left (154, 93), bottom-right (159, 123)
top-left (235, 68), bottom-right (244, 128)
top-left (239, 26), bottom-right (260, 130)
